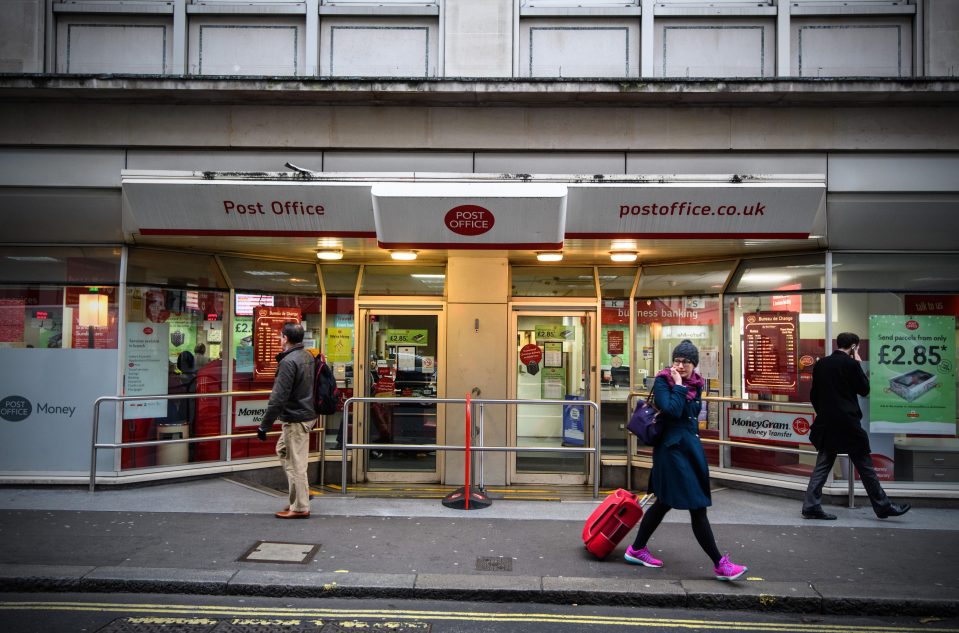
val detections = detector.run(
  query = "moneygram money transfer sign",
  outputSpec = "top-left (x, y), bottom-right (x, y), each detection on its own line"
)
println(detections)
top-left (868, 315), bottom-right (957, 435)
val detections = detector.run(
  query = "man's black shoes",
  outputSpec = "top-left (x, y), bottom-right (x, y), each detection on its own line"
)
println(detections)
top-left (802, 509), bottom-right (837, 520)
top-left (876, 503), bottom-right (911, 519)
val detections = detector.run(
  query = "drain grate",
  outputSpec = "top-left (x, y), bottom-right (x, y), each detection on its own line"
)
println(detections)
top-left (238, 541), bottom-right (320, 564)
top-left (96, 617), bottom-right (217, 632)
top-left (475, 556), bottom-right (513, 571)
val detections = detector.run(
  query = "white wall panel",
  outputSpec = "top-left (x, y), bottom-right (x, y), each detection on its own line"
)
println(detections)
top-left (792, 17), bottom-right (912, 77)
top-left (656, 20), bottom-right (773, 78)
top-left (828, 154), bottom-right (959, 193)
top-left (127, 150), bottom-right (324, 172)
top-left (475, 152), bottom-right (625, 174)
top-left (627, 153), bottom-right (826, 176)
top-left (56, 15), bottom-right (172, 74)
top-left (0, 188), bottom-right (123, 242)
top-left (320, 18), bottom-right (437, 77)
top-left (0, 0), bottom-right (44, 72)
top-left (323, 151), bottom-right (472, 173)
top-left (189, 17), bottom-right (303, 75)
top-left (827, 194), bottom-right (959, 250)
top-left (0, 149), bottom-right (126, 188)
top-left (445, 0), bottom-right (513, 78)
top-left (520, 18), bottom-right (639, 78)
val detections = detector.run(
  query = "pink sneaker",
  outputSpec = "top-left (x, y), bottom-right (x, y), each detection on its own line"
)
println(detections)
top-left (624, 545), bottom-right (663, 568)
top-left (713, 554), bottom-right (747, 581)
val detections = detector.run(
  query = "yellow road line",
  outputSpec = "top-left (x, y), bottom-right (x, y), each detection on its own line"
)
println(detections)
top-left (1, 601), bottom-right (956, 632)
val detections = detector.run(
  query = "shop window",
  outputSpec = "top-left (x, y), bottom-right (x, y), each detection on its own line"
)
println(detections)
top-left (599, 268), bottom-right (637, 456)
top-left (322, 294), bottom-right (356, 449)
top-left (360, 265), bottom-right (445, 296)
top-left (220, 257), bottom-right (320, 294)
top-left (511, 267), bottom-right (597, 298)
top-left (725, 292), bottom-right (824, 478)
top-left (229, 291), bottom-right (323, 460)
top-left (0, 246), bottom-right (121, 285)
top-left (127, 248), bottom-right (227, 289)
top-left (122, 286), bottom-right (228, 470)
top-left (0, 285), bottom-right (119, 350)
top-left (726, 253), bottom-right (825, 294)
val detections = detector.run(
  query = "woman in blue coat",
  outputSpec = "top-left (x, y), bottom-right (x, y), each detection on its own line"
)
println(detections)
top-left (625, 340), bottom-right (748, 581)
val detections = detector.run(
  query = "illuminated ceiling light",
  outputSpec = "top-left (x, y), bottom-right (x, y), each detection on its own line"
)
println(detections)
top-left (609, 251), bottom-right (639, 263)
top-left (316, 249), bottom-right (344, 261)
top-left (741, 272), bottom-right (792, 284)
top-left (611, 240), bottom-right (638, 251)
top-left (390, 250), bottom-right (418, 261)
top-left (536, 252), bottom-right (563, 262)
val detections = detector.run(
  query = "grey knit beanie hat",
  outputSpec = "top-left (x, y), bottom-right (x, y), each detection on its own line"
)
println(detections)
top-left (672, 339), bottom-right (699, 367)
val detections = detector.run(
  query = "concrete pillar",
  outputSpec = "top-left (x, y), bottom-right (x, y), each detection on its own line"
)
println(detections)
top-left (444, 254), bottom-right (509, 485)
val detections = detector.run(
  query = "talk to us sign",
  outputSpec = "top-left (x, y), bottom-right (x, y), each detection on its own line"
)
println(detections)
top-left (868, 315), bottom-right (956, 435)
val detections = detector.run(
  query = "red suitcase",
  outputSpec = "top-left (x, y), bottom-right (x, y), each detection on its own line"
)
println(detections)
top-left (582, 489), bottom-right (649, 559)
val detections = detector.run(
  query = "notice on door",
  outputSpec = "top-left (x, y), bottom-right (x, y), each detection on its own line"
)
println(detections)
top-left (744, 311), bottom-right (798, 395)
top-left (253, 306), bottom-right (302, 381)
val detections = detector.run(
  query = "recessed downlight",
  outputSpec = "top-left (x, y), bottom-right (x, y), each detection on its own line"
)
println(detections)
top-left (536, 252), bottom-right (563, 262)
top-left (390, 250), bottom-right (418, 261)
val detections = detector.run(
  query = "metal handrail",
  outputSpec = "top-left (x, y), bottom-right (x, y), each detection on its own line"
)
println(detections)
top-left (625, 391), bottom-right (856, 508)
top-left (89, 391), bottom-right (325, 492)
top-left (341, 396), bottom-right (602, 499)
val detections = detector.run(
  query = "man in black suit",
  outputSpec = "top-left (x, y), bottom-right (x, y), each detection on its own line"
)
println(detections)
top-left (802, 332), bottom-right (910, 520)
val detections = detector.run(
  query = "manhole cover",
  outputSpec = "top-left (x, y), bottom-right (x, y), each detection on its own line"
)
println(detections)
top-left (238, 541), bottom-right (320, 564)
top-left (475, 556), bottom-right (513, 571)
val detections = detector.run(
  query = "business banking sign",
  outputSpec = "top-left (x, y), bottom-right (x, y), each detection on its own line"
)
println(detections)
top-left (121, 173), bottom-right (824, 244)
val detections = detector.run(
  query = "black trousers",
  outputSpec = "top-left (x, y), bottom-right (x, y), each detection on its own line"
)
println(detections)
top-left (631, 500), bottom-right (722, 565)
top-left (803, 449), bottom-right (891, 515)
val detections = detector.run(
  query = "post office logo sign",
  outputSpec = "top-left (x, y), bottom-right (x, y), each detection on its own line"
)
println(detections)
top-left (1, 395), bottom-right (32, 422)
top-left (444, 205), bottom-right (495, 236)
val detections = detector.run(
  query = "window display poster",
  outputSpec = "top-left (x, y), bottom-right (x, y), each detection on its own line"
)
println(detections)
top-left (743, 311), bottom-right (798, 395)
top-left (606, 329), bottom-right (624, 355)
top-left (0, 298), bottom-right (25, 343)
top-left (562, 395), bottom-right (585, 446)
top-left (542, 366), bottom-right (566, 400)
top-left (699, 345), bottom-right (719, 380)
top-left (253, 306), bottom-right (302, 381)
top-left (385, 329), bottom-right (428, 346)
top-left (326, 327), bottom-right (353, 363)
top-left (868, 315), bottom-right (956, 435)
top-left (123, 322), bottom-right (169, 419)
top-left (166, 313), bottom-right (196, 363)
top-left (544, 341), bottom-right (564, 368)
top-left (235, 293), bottom-right (274, 317)
top-left (536, 324), bottom-right (575, 341)
top-left (397, 346), bottom-right (416, 371)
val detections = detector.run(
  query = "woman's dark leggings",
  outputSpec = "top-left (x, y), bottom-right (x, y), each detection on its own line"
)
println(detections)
top-left (630, 500), bottom-right (722, 565)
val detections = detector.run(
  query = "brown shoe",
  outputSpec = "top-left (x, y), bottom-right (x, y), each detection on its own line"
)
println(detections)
top-left (275, 509), bottom-right (310, 519)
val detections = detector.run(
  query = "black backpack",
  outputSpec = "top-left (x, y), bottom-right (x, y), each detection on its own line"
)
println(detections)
top-left (312, 352), bottom-right (339, 416)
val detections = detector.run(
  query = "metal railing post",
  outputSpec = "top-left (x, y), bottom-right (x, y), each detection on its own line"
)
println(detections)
top-left (89, 397), bottom-right (104, 492)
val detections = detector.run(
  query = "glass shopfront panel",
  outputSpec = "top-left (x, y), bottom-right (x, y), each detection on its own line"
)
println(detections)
top-left (831, 290), bottom-right (958, 486)
top-left (363, 311), bottom-right (440, 477)
top-left (123, 286), bottom-right (228, 469)
top-left (725, 292), bottom-right (824, 478)
top-left (321, 264), bottom-right (359, 451)
top-left (513, 312), bottom-right (590, 481)
top-left (598, 268), bottom-right (637, 456)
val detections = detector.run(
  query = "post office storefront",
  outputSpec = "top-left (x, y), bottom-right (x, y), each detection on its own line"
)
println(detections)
top-left (1, 170), bottom-right (956, 502)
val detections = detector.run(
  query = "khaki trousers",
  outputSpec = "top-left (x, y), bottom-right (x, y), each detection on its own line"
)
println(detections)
top-left (276, 418), bottom-right (315, 512)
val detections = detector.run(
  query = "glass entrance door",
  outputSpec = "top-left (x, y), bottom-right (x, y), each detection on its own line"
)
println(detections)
top-left (359, 308), bottom-right (442, 483)
top-left (510, 311), bottom-right (593, 484)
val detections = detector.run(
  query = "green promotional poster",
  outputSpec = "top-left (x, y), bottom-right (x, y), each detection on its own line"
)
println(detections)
top-left (166, 313), bottom-right (197, 363)
top-left (326, 327), bottom-right (353, 363)
top-left (535, 325), bottom-right (575, 341)
top-left (385, 329), bottom-right (428, 346)
top-left (868, 315), bottom-right (956, 435)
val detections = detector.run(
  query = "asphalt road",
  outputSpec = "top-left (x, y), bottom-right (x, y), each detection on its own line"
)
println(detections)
top-left (2, 593), bottom-right (959, 633)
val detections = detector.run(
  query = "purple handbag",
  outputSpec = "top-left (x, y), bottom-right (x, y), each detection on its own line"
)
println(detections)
top-left (627, 394), bottom-right (662, 446)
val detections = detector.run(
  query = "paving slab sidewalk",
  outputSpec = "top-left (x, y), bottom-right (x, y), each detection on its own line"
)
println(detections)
top-left (0, 479), bottom-right (957, 615)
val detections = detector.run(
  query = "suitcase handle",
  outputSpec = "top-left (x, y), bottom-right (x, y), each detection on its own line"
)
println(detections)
top-left (584, 492), bottom-right (638, 540)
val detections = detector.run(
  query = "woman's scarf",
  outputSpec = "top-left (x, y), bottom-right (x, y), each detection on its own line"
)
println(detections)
top-left (656, 367), bottom-right (705, 401)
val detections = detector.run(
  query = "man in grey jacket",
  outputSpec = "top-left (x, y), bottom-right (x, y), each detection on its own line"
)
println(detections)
top-left (257, 322), bottom-right (316, 519)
